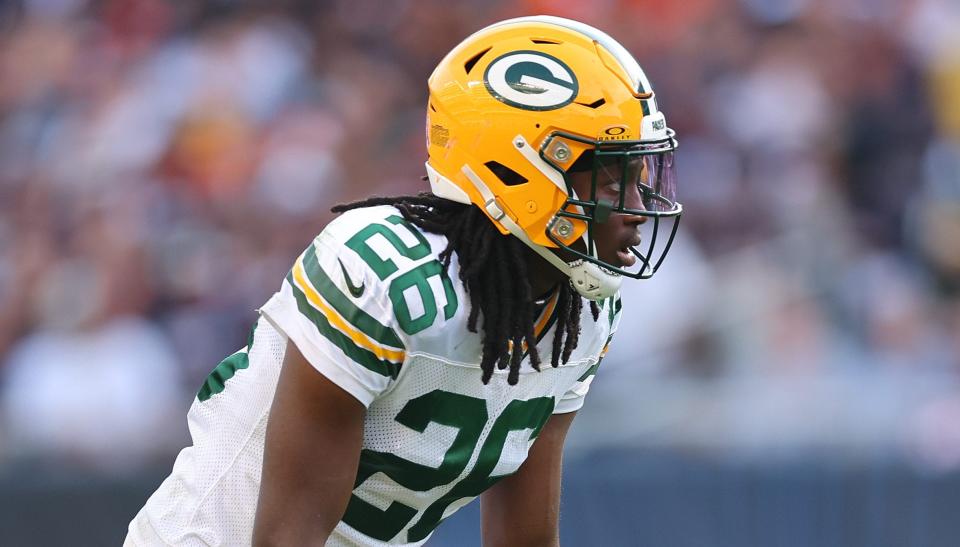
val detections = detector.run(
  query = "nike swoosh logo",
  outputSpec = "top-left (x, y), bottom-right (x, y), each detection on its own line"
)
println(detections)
top-left (338, 258), bottom-right (365, 298)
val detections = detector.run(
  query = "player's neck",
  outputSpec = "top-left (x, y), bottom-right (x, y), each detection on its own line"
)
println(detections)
top-left (524, 245), bottom-right (566, 301)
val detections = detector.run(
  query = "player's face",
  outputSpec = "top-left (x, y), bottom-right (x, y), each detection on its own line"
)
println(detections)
top-left (566, 156), bottom-right (649, 269)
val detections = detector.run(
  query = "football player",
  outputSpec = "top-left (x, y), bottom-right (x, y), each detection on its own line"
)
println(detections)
top-left (126, 15), bottom-right (681, 546)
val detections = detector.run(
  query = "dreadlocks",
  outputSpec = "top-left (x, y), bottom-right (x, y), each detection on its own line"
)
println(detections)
top-left (332, 193), bottom-right (601, 385)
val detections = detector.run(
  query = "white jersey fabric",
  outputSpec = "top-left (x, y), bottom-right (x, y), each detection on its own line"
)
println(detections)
top-left (126, 205), bottom-right (621, 546)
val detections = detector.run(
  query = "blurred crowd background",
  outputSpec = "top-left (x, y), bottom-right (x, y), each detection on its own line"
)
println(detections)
top-left (1, 0), bottom-right (960, 544)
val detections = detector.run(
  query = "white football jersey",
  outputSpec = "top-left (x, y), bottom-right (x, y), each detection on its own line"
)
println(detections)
top-left (125, 205), bottom-right (621, 546)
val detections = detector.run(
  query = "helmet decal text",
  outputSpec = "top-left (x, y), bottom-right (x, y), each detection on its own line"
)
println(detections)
top-left (598, 124), bottom-right (633, 141)
top-left (483, 51), bottom-right (579, 111)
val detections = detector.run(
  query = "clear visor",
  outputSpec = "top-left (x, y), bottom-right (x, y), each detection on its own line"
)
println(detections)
top-left (589, 146), bottom-right (679, 215)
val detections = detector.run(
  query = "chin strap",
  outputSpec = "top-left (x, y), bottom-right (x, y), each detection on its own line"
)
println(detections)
top-left (458, 164), bottom-right (621, 301)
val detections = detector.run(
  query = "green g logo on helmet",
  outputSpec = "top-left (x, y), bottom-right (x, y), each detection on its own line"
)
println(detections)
top-left (483, 50), bottom-right (579, 111)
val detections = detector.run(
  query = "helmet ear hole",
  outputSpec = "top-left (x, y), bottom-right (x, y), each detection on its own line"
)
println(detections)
top-left (484, 161), bottom-right (528, 186)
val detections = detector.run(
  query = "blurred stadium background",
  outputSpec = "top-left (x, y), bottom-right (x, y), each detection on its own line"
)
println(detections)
top-left (1, 0), bottom-right (959, 545)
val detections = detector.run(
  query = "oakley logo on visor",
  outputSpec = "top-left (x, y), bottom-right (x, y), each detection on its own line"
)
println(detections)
top-left (484, 51), bottom-right (579, 111)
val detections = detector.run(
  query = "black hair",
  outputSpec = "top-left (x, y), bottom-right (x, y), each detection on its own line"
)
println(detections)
top-left (332, 193), bottom-right (599, 385)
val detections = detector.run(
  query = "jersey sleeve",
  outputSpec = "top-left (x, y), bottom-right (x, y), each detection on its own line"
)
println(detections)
top-left (259, 231), bottom-right (406, 407)
top-left (553, 294), bottom-right (622, 414)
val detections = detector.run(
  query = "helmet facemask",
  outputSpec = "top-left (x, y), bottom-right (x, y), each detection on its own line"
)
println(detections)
top-left (540, 130), bottom-right (682, 279)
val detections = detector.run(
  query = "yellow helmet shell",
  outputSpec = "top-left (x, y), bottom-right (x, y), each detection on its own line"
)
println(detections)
top-left (426, 16), bottom-right (662, 248)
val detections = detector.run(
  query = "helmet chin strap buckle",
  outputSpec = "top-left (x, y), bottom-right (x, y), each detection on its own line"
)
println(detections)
top-left (484, 198), bottom-right (505, 221)
top-left (567, 260), bottom-right (621, 300)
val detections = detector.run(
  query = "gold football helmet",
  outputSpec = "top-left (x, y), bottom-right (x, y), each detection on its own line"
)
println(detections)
top-left (425, 15), bottom-right (681, 300)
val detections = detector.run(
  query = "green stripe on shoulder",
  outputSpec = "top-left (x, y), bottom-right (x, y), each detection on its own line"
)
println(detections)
top-left (197, 350), bottom-right (249, 401)
top-left (197, 322), bottom-right (258, 402)
top-left (301, 244), bottom-right (403, 348)
top-left (288, 273), bottom-right (400, 378)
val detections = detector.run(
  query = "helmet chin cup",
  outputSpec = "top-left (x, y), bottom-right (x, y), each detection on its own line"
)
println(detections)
top-left (567, 259), bottom-right (621, 301)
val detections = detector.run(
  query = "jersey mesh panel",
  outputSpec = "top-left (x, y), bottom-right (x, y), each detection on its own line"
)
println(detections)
top-left (138, 318), bottom-right (287, 546)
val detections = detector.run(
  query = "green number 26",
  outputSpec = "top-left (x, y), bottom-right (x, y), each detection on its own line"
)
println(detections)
top-left (345, 215), bottom-right (457, 334)
top-left (342, 390), bottom-right (555, 542)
